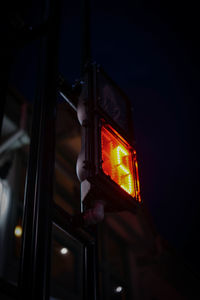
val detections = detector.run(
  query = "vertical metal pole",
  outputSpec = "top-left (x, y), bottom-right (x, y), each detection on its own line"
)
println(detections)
top-left (84, 240), bottom-right (97, 300)
top-left (0, 13), bottom-right (13, 135)
top-left (19, 0), bottom-right (60, 299)
top-left (0, 67), bottom-right (8, 135)
top-left (81, 0), bottom-right (91, 75)
top-left (80, 2), bottom-right (99, 298)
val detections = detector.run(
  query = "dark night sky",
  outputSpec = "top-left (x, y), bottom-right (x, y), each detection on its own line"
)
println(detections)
top-left (2, 0), bottom-right (200, 273)
top-left (90, 1), bottom-right (200, 273)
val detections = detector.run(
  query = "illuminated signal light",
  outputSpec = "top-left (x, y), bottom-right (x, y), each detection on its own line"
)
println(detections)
top-left (134, 158), bottom-right (141, 202)
top-left (101, 123), bottom-right (140, 201)
top-left (113, 145), bottom-right (134, 195)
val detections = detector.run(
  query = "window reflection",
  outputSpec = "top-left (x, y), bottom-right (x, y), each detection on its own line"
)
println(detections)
top-left (50, 224), bottom-right (83, 300)
top-left (0, 89), bottom-right (32, 284)
top-left (98, 217), bottom-right (131, 300)
top-left (54, 101), bottom-right (81, 215)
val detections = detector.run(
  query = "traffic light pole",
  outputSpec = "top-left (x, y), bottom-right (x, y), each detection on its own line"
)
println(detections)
top-left (81, 0), bottom-right (91, 75)
top-left (81, 2), bottom-right (100, 298)
top-left (20, 0), bottom-right (60, 299)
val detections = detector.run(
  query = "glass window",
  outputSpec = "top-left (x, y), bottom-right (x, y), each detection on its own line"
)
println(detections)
top-left (50, 224), bottom-right (83, 300)
top-left (0, 91), bottom-right (33, 284)
top-left (54, 100), bottom-right (81, 215)
top-left (0, 293), bottom-right (14, 300)
top-left (0, 41), bottom-right (37, 284)
top-left (98, 217), bottom-right (133, 300)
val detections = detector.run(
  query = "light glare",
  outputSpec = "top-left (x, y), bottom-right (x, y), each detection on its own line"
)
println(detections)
top-left (115, 286), bottom-right (123, 293)
top-left (0, 180), bottom-right (10, 223)
top-left (14, 225), bottom-right (22, 237)
top-left (60, 247), bottom-right (68, 255)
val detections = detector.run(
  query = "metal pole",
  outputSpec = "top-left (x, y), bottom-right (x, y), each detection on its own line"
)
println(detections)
top-left (0, 11), bottom-right (14, 136)
top-left (19, 0), bottom-right (60, 299)
top-left (81, 0), bottom-right (91, 75)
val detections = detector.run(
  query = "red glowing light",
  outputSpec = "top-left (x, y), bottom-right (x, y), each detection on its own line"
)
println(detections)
top-left (101, 124), bottom-right (141, 201)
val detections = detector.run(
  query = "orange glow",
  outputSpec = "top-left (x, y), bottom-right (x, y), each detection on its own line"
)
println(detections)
top-left (134, 159), bottom-right (141, 202)
top-left (14, 225), bottom-right (22, 237)
top-left (101, 123), bottom-right (140, 201)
